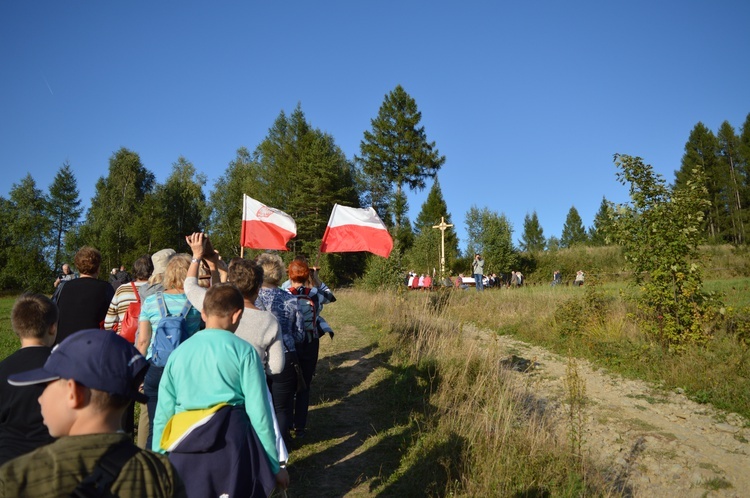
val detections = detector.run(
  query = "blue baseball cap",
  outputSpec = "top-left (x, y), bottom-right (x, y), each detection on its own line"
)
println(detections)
top-left (8, 329), bottom-right (148, 403)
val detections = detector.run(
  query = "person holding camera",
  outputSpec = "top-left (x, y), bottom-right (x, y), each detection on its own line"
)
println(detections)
top-left (472, 254), bottom-right (485, 291)
top-left (53, 263), bottom-right (76, 288)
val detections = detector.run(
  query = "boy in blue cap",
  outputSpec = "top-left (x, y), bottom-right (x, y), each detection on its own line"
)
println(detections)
top-left (0, 329), bottom-right (185, 498)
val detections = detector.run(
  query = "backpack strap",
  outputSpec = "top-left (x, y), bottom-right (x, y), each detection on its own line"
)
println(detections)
top-left (70, 440), bottom-right (140, 498)
top-left (131, 282), bottom-right (140, 304)
top-left (156, 292), bottom-right (169, 318)
top-left (178, 299), bottom-right (192, 319)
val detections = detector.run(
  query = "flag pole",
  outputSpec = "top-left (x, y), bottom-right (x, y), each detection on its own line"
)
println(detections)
top-left (240, 194), bottom-right (246, 259)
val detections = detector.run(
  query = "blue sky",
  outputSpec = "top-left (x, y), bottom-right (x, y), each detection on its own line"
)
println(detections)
top-left (1, 1), bottom-right (749, 250)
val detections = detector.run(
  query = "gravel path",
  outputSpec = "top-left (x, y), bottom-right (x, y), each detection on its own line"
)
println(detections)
top-left (471, 326), bottom-right (750, 497)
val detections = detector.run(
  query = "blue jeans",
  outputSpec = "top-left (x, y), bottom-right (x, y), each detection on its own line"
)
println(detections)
top-left (474, 274), bottom-right (484, 291)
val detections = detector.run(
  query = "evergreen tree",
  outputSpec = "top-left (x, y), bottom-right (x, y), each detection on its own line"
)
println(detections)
top-left (589, 197), bottom-right (613, 246)
top-left (47, 162), bottom-right (82, 272)
top-left (519, 211), bottom-right (545, 252)
top-left (560, 206), bottom-right (588, 248)
top-left (739, 113), bottom-right (750, 238)
top-left (253, 106), bottom-right (360, 258)
top-left (408, 179), bottom-right (459, 274)
top-left (0, 175), bottom-right (52, 291)
top-left (218, 105), bottom-right (363, 283)
top-left (465, 206), bottom-right (516, 273)
top-left (356, 85), bottom-right (445, 251)
top-left (674, 122), bottom-right (724, 241)
top-left (78, 148), bottom-right (155, 272)
top-left (717, 121), bottom-right (746, 244)
top-left (406, 227), bottom-right (441, 276)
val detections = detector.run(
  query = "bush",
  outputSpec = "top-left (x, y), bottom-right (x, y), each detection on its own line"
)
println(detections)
top-left (358, 253), bottom-right (404, 290)
top-left (553, 279), bottom-right (612, 337)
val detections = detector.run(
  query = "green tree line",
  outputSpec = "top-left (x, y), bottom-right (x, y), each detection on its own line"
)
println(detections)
top-left (1, 92), bottom-right (748, 293)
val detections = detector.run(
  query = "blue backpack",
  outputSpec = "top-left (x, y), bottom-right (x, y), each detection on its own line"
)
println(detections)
top-left (150, 292), bottom-right (193, 367)
top-left (289, 286), bottom-right (318, 342)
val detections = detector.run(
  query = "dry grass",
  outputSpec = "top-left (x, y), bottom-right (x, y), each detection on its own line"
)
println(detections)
top-left (355, 289), bottom-right (620, 497)
top-left (428, 282), bottom-right (750, 420)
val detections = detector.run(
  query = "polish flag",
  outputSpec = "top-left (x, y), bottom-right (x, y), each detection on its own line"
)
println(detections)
top-left (320, 204), bottom-right (393, 258)
top-left (240, 194), bottom-right (297, 250)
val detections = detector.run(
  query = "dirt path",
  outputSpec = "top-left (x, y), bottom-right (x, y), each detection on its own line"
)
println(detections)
top-left (286, 299), bottom-right (749, 497)
top-left (465, 325), bottom-right (750, 497)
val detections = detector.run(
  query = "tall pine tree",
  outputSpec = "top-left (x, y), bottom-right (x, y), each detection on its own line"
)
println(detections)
top-left (675, 123), bottom-right (724, 241)
top-left (47, 162), bottom-right (82, 272)
top-left (408, 179), bottom-right (459, 275)
top-left (252, 106), bottom-right (360, 259)
top-left (560, 206), bottom-right (588, 248)
top-left (717, 121), bottom-right (746, 244)
top-left (520, 211), bottom-right (545, 253)
top-left (356, 85), bottom-right (445, 251)
top-left (589, 197), bottom-right (613, 246)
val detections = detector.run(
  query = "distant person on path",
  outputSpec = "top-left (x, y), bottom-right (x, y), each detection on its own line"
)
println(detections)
top-left (53, 263), bottom-right (76, 288)
top-left (472, 254), bottom-right (485, 291)
top-left (575, 270), bottom-right (585, 287)
top-left (54, 246), bottom-right (114, 345)
top-left (0, 329), bottom-right (186, 498)
top-left (0, 294), bottom-right (58, 466)
top-left (552, 270), bottom-right (562, 286)
top-left (109, 264), bottom-right (133, 291)
top-left (455, 274), bottom-right (469, 290)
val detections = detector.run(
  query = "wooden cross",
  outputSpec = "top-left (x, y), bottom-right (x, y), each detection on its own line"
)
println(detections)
top-left (432, 216), bottom-right (454, 277)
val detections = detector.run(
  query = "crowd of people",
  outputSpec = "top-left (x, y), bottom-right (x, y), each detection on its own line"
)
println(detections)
top-left (0, 235), bottom-right (337, 497)
top-left (403, 254), bottom-right (587, 291)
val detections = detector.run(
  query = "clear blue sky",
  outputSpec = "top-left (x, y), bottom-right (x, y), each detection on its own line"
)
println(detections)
top-left (2, 1), bottom-right (749, 250)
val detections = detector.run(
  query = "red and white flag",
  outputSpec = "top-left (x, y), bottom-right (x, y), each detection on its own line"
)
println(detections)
top-left (320, 204), bottom-right (393, 258)
top-left (240, 194), bottom-right (297, 250)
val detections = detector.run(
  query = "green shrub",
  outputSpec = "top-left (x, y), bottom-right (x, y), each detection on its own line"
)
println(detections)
top-left (553, 279), bottom-right (612, 337)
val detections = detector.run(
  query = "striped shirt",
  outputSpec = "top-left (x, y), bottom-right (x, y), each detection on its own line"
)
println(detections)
top-left (0, 433), bottom-right (186, 498)
top-left (104, 281), bottom-right (147, 330)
